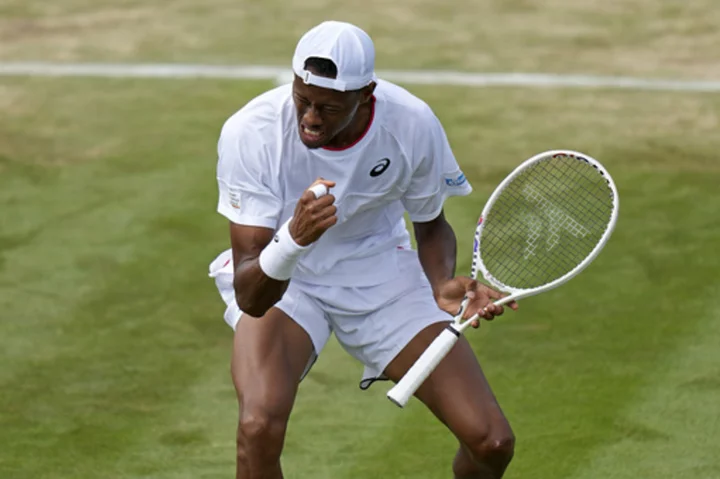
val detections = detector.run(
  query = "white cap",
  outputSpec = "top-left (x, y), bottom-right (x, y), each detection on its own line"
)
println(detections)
top-left (292, 21), bottom-right (377, 92)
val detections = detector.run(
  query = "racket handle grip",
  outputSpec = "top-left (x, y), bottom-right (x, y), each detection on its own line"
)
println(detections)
top-left (387, 326), bottom-right (460, 408)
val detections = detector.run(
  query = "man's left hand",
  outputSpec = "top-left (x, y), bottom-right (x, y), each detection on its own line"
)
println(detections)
top-left (435, 277), bottom-right (519, 328)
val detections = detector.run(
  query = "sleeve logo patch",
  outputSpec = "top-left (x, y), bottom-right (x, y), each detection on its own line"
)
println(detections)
top-left (445, 173), bottom-right (467, 187)
top-left (229, 189), bottom-right (242, 209)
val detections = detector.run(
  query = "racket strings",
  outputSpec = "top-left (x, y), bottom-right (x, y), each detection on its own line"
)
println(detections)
top-left (490, 166), bottom-right (607, 284)
top-left (480, 156), bottom-right (614, 289)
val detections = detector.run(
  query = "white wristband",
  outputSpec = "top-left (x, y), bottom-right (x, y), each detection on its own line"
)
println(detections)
top-left (258, 218), bottom-right (310, 281)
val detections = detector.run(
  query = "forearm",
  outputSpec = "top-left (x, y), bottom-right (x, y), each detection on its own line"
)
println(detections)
top-left (232, 218), bottom-right (309, 317)
top-left (414, 212), bottom-right (457, 299)
top-left (233, 259), bottom-right (289, 318)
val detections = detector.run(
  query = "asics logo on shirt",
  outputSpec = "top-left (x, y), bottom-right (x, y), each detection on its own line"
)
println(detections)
top-left (370, 158), bottom-right (391, 177)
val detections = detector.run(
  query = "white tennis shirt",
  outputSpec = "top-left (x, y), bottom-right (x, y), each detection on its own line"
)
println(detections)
top-left (216, 79), bottom-right (472, 287)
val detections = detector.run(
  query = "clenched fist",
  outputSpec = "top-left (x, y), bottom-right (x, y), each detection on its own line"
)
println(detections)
top-left (289, 178), bottom-right (338, 247)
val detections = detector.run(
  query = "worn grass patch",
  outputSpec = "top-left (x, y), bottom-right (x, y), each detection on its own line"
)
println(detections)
top-left (0, 0), bottom-right (718, 78)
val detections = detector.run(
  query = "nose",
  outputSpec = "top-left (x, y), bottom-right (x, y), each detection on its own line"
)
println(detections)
top-left (302, 105), bottom-right (322, 127)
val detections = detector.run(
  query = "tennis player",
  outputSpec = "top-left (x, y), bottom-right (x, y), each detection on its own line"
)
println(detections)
top-left (209, 20), bottom-right (519, 479)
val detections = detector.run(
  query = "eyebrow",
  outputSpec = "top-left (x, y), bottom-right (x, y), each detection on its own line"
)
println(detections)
top-left (294, 92), bottom-right (345, 109)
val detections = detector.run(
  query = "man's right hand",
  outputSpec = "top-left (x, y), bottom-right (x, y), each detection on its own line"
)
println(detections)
top-left (289, 179), bottom-right (338, 246)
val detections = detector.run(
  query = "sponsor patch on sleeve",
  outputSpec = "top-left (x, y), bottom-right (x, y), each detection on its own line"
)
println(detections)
top-left (229, 187), bottom-right (242, 209)
top-left (444, 173), bottom-right (467, 187)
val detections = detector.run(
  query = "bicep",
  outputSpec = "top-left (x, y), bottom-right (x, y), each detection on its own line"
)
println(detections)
top-left (413, 210), bottom-right (448, 241)
top-left (229, 222), bottom-right (275, 271)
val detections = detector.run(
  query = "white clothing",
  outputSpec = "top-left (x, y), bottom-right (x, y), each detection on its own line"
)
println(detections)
top-left (209, 247), bottom-right (453, 387)
top-left (211, 78), bottom-right (471, 386)
top-left (292, 20), bottom-right (377, 92)
top-left (215, 79), bottom-right (472, 288)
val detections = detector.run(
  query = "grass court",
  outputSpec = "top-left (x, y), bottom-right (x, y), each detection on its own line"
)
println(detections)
top-left (1, 1), bottom-right (719, 477)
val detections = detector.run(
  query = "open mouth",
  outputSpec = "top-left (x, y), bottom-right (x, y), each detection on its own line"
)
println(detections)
top-left (300, 124), bottom-right (324, 142)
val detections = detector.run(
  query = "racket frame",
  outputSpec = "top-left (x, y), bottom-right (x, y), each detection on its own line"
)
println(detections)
top-left (387, 149), bottom-right (619, 407)
top-left (473, 149), bottom-right (620, 313)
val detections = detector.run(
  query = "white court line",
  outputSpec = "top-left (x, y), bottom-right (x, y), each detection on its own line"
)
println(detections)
top-left (1, 61), bottom-right (720, 92)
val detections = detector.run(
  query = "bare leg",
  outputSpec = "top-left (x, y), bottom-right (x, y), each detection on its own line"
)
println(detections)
top-left (384, 322), bottom-right (515, 479)
top-left (231, 307), bottom-right (314, 479)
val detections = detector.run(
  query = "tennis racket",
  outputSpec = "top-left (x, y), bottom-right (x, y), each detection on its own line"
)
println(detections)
top-left (387, 149), bottom-right (619, 407)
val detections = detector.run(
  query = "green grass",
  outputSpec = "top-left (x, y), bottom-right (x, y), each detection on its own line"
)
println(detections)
top-left (2, 0), bottom-right (720, 476)
top-left (1, 0), bottom-right (720, 78)
top-left (1, 76), bottom-right (718, 479)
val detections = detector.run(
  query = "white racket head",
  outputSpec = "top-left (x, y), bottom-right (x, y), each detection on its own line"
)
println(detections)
top-left (472, 150), bottom-right (619, 303)
top-left (387, 150), bottom-right (619, 408)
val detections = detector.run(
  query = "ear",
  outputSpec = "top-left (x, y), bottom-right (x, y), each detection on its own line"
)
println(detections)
top-left (360, 82), bottom-right (377, 103)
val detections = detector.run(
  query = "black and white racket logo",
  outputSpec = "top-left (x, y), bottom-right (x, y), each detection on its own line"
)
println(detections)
top-left (521, 184), bottom-right (589, 259)
top-left (370, 158), bottom-right (391, 177)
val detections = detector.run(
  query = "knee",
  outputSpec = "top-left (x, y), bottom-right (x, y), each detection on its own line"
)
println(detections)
top-left (237, 408), bottom-right (288, 456)
top-left (465, 427), bottom-right (516, 467)
top-left (480, 432), bottom-right (515, 463)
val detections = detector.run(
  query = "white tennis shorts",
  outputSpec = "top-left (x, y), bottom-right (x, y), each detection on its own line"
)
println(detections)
top-left (208, 247), bottom-right (453, 389)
